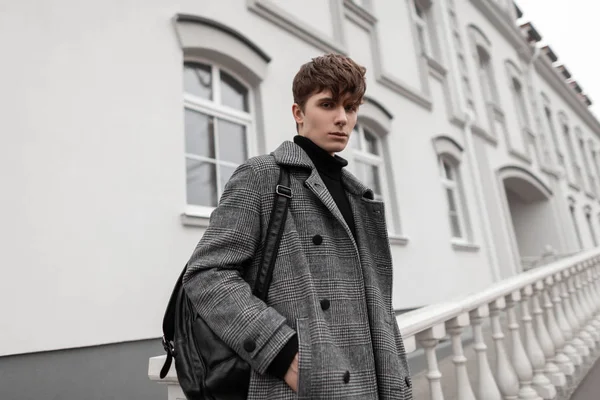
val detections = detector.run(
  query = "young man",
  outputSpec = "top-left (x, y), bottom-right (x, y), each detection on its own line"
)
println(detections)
top-left (183, 54), bottom-right (412, 399)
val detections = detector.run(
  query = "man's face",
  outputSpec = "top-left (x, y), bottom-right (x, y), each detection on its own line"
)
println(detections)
top-left (292, 90), bottom-right (359, 155)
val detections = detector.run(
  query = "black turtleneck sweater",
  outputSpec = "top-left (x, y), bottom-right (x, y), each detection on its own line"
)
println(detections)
top-left (293, 135), bottom-right (357, 239)
top-left (266, 136), bottom-right (357, 380)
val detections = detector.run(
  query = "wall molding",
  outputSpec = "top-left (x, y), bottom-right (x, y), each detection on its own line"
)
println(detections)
top-left (247, 0), bottom-right (346, 54)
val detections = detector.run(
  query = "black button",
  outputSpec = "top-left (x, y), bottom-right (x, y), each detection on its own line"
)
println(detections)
top-left (405, 376), bottom-right (412, 388)
top-left (312, 235), bottom-right (323, 245)
top-left (243, 338), bottom-right (256, 353)
top-left (320, 299), bottom-right (330, 311)
top-left (343, 370), bottom-right (350, 384)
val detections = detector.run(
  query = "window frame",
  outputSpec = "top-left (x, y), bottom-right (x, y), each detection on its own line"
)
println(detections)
top-left (183, 59), bottom-right (257, 218)
top-left (348, 124), bottom-right (387, 202)
top-left (409, 0), bottom-right (440, 62)
top-left (439, 156), bottom-right (468, 241)
top-left (560, 113), bottom-right (583, 189)
top-left (432, 135), bottom-right (476, 249)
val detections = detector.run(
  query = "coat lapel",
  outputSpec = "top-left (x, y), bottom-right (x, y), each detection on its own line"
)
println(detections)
top-left (272, 141), bottom-right (365, 247)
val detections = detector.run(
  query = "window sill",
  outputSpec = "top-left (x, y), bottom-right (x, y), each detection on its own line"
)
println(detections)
top-left (471, 124), bottom-right (498, 147)
top-left (508, 149), bottom-right (532, 164)
top-left (540, 165), bottom-right (560, 179)
top-left (343, 0), bottom-right (377, 25)
top-left (451, 240), bottom-right (480, 253)
top-left (585, 191), bottom-right (596, 200)
top-left (426, 57), bottom-right (447, 77)
top-left (388, 234), bottom-right (409, 246)
top-left (181, 209), bottom-right (213, 227)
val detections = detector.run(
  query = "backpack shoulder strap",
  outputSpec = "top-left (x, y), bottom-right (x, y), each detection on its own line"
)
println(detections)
top-left (253, 167), bottom-right (291, 301)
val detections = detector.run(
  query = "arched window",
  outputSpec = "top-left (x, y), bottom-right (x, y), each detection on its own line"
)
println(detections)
top-left (409, 0), bottom-right (439, 61)
top-left (584, 206), bottom-right (597, 247)
top-left (559, 112), bottom-right (582, 189)
top-left (349, 124), bottom-right (384, 200)
top-left (173, 15), bottom-right (271, 221)
top-left (477, 46), bottom-right (497, 106)
top-left (344, 98), bottom-right (406, 242)
top-left (432, 135), bottom-right (473, 245)
top-left (568, 197), bottom-right (583, 250)
top-left (540, 93), bottom-right (563, 166)
top-left (183, 62), bottom-right (253, 209)
top-left (439, 156), bottom-right (467, 239)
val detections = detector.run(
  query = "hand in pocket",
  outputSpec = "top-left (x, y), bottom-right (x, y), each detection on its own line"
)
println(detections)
top-left (284, 353), bottom-right (299, 393)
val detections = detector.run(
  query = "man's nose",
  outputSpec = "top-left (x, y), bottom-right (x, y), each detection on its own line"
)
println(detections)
top-left (334, 106), bottom-right (348, 126)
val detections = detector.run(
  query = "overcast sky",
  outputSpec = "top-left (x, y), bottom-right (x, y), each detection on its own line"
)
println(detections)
top-left (516, 0), bottom-right (600, 118)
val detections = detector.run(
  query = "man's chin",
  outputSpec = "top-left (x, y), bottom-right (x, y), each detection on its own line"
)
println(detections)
top-left (324, 144), bottom-right (347, 154)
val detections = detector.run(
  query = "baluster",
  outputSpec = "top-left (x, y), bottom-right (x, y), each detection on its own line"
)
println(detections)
top-left (446, 314), bottom-right (477, 400)
top-left (532, 281), bottom-right (566, 389)
top-left (552, 273), bottom-right (583, 367)
top-left (567, 267), bottom-right (596, 352)
top-left (543, 276), bottom-right (575, 378)
top-left (469, 305), bottom-right (502, 400)
top-left (594, 261), bottom-right (600, 302)
top-left (559, 271), bottom-right (590, 362)
top-left (580, 264), bottom-right (600, 347)
top-left (520, 285), bottom-right (556, 399)
top-left (574, 265), bottom-right (600, 349)
top-left (418, 325), bottom-right (446, 400)
top-left (505, 292), bottom-right (542, 400)
top-left (489, 298), bottom-right (519, 400)
top-left (584, 263), bottom-right (600, 335)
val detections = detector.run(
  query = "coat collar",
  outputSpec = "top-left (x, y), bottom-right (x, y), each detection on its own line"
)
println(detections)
top-left (271, 140), bottom-right (375, 200)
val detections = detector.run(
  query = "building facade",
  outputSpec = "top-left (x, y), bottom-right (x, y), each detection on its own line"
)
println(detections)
top-left (2, 0), bottom-right (599, 398)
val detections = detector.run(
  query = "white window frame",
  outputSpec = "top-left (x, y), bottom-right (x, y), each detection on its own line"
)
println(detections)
top-left (569, 202), bottom-right (583, 250)
top-left (183, 59), bottom-right (256, 218)
top-left (541, 98), bottom-right (563, 167)
top-left (560, 114), bottom-right (582, 189)
top-left (511, 77), bottom-right (530, 129)
top-left (411, 0), bottom-right (433, 58)
top-left (585, 207), bottom-right (597, 247)
top-left (439, 156), bottom-right (468, 241)
top-left (348, 124), bottom-right (387, 202)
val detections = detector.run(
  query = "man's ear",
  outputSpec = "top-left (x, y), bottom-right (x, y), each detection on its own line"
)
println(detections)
top-left (292, 103), bottom-right (304, 125)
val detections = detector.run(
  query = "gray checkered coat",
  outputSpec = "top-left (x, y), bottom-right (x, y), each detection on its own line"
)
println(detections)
top-left (183, 141), bottom-right (412, 399)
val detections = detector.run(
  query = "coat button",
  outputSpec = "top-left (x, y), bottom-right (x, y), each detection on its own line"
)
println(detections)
top-left (405, 376), bottom-right (412, 388)
top-left (320, 299), bottom-right (330, 311)
top-left (343, 370), bottom-right (350, 384)
top-left (243, 338), bottom-right (256, 353)
top-left (312, 235), bottom-right (323, 245)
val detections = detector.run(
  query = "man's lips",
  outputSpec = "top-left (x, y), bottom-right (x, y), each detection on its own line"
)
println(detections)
top-left (329, 132), bottom-right (347, 137)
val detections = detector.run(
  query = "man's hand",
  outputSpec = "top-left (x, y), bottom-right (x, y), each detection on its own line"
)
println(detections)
top-left (283, 353), bottom-right (299, 392)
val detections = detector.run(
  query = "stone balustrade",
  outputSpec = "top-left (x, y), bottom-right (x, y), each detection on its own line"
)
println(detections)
top-left (148, 248), bottom-right (600, 399)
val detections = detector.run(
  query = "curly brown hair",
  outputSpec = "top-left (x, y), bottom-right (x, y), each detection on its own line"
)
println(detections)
top-left (292, 53), bottom-right (367, 112)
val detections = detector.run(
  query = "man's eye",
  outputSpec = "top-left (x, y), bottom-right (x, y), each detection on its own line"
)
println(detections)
top-left (345, 105), bottom-right (357, 112)
top-left (322, 102), bottom-right (332, 108)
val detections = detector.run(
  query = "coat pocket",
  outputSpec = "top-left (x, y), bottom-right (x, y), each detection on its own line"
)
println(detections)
top-left (295, 317), bottom-right (312, 399)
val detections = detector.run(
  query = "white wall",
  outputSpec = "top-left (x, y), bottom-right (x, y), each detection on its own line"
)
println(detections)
top-left (3, 0), bottom-right (600, 356)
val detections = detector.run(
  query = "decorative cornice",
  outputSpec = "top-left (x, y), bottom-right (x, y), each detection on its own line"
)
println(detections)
top-left (535, 57), bottom-right (600, 138)
top-left (247, 0), bottom-right (346, 55)
top-left (176, 14), bottom-right (271, 63)
top-left (469, 0), bottom-right (531, 61)
top-left (364, 96), bottom-right (394, 119)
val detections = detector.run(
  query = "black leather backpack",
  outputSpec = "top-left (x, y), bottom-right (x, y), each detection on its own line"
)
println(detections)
top-left (160, 168), bottom-right (291, 399)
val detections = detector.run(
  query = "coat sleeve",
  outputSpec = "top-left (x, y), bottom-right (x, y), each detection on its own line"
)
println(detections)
top-left (182, 160), bottom-right (296, 375)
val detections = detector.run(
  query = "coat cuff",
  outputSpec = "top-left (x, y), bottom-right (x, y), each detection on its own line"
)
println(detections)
top-left (239, 307), bottom-right (297, 374)
top-left (266, 334), bottom-right (298, 380)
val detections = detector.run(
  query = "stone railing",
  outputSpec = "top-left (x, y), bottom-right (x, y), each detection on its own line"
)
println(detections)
top-left (149, 248), bottom-right (600, 399)
top-left (399, 248), bottom-right (600, 399)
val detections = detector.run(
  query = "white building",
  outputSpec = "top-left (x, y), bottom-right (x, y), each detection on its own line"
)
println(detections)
top-left (2, 0), bottom-right (599, 398)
